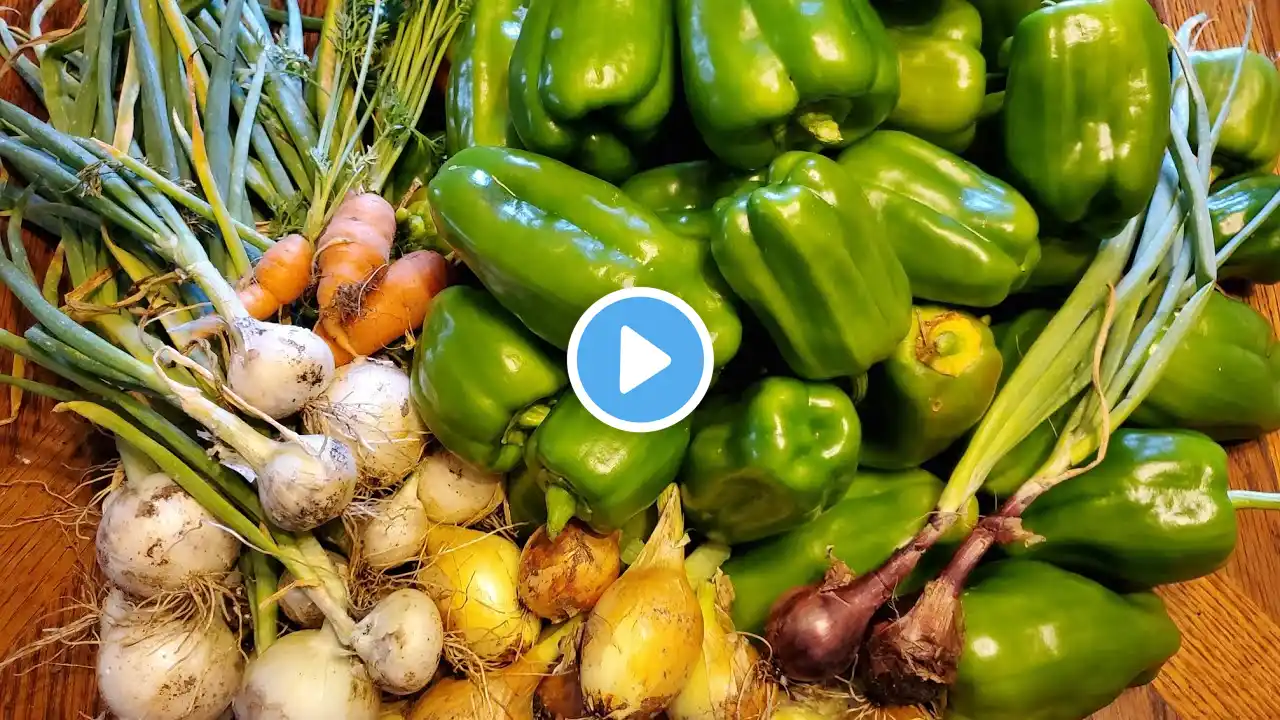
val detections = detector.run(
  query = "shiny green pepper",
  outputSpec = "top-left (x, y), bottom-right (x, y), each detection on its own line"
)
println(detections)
top-left (861, 306), bottom-right (1003, 470)
top-left (881, 0), bottom-right (987, 152)
top-left (1210, 174), bottom-right (1280, 283)
top-left (444, 0), bottom-right (526, 154)
top-left (409, 286), bottom-right (567, 472)
top-left (1002, 0), bottom-right (1171, 229)
top-left (838, 131), bottom-right (1041, 307)
top-left (1010, 429), bottom-right (1236, 589)
top-left (983, 308), bottom-right (1061, 497)
top-left (508, 0), bottom-right (674, 181)
top-left (429, 146), bottom-right (743, 367)
top-left (723, 468), bottom-right (942, 634)
top-left (675, 0), bottom-right (899, 170)
top-left (521, 393), bottom-right (691, 536)
top-left (1191, 49), bottom-right (1280, 173)
top-left (680, 377), bottom-right (861, 545)
top-left (711, 151), bottom-right (911, 379)
top-left (948, 560), bottom-right (1181, 720)
top-left (620, 161), bottom-right (765, 239)
top-left (1133, 291), bottom-right (1280, 441)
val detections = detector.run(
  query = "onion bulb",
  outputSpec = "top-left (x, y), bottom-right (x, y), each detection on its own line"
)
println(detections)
top-left (360, 472), bottom-right (430, 570)
top-left (534, 667), bottom-right (587, 720)
top-left (418, 524), bottom-right (540, 664)
top-left (413, 449), bottom-right (504, 525)
top-left (407, 616), bottom-right (582, 720)
top-left (163, 375), bottom-right (358, 531)
top-left (580, 486), bottom-right (702, 718)
top-left (233, 625), bottom-right (380, 720)
top-left (279, 551), bottom-right (350, 628)
top-left (227, 317), bottom-right (335, 419)
top-left (350, 589), bottom-right (444, 695)
top-left (668, 574), bottom-right (777, 720)
top-left (304, 358), bottom-right (426, 487)
top-left (97, 589), bottom-right (242, 720)
top-left (518, 520), bottom-right (620, 622)
top-left (96, 471), bottom-right (240, 598)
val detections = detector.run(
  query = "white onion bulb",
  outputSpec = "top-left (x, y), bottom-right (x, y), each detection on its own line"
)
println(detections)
top-left (233, 625), bottom-right (381, 720)
top-left (413, 449), bottom-right (504, 526)
top-left (227, 318), bottom-right (335, 419)
top-left (350, 589), bottom-right (444, 695)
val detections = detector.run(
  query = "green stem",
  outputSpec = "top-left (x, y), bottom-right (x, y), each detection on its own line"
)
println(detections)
top-left (247, 550), bottom-right (279, 652)
top-left (123, 0), bottom-right (179, 178)
top-left (57, 401), bottom-right (276, 551)
top-left (0, 374), bottom-right (80, 402)
top-left (261, 4), bottom-right (323, 30)
top-left (1229, 490), bottom-right (1280, 511)
top-left (230, 56), bottom-right (270, 225)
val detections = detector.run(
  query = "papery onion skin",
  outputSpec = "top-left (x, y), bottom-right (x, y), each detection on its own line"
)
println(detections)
top-left (304, 358), bottom-right (426, 488)
top-left (414, 449), bottom-right (504, 525)
top-left (533, 670), bottom-right (587, 720)
top-left (96, 472), bottom-right (240, 598)
top-left (580, 488), bottom-right (702, 719)
top-left (232, 626), bottom-right (381, 720)
top-left (518, 521), bottom-right (621, 622)
top-left (97, 589), bottom-right (242, 720)
top-left (350, 589), bottom-right (444, 695)
top-left (419, 524), bottom-right (541, 663)
top-left (227, 318), bottom-right (335, 420)
top-left (764, 562), bottom-right (885, 683)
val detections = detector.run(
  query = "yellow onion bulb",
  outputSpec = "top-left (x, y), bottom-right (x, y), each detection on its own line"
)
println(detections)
top-left (580, 487), bottom-right (702, 718)
top-left (668, 574), bottom-right (777, 720)
top-left (418, 524), bottom-right (540, 664)
top-left (518, 520), bottom-right (621, 622)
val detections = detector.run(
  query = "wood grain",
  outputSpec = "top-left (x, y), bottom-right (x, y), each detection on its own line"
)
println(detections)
top-left (0, 1), bottom-right (1278, 719)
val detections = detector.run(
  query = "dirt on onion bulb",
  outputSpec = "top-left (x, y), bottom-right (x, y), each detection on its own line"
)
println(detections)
top-left (349, 589), bottom-right (444, 695)
top-left (412, 449), bottom-right (504, 526)
top-left (580, 486), bottom-right (702, 719)
top-left (360, 472), bottom-right (430, 570)
top-left (96, 471), bottom-right (240, 598)
top-left (226, 317), bottom-right (336, 419)
top-left (418, 524), bottom-right (540, 664)
top-left (97, 589), bottom-right (242, 720)
top-left (233, 625), bottom-right (381, 720)
top-left (304, 358), bottom-right (426, 488)
top-left (517, 520), bottom-right (620, 622)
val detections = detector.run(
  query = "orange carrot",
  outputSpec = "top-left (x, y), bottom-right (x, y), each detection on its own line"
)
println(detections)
top-left (239, 233), bottom-right (314, 319)
top-left (316, 250), bottom-right (450, 364)
top-left (314, 193), bottom-right (397, 310)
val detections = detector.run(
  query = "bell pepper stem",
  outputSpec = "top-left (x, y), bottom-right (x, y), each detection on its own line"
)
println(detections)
top-left (1229, 490), bottom-right (1280, 511)
top-left (544, 484), bottom-right (577, 539)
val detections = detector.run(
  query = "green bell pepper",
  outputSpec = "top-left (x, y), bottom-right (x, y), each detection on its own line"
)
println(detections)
top-left (1191, 49), bottom-right (1280, 174)
top-left (861, 306), bottom-right (1003, 470)
top-left (521, 392), bottom-right (691, 536)
top-left (723, 468), bottom-right (941, 635)
top-left (949, 560), bottom-right (1181, 720)
top-left (428, 146), bottom-right (743, 367)
top-left (711, 151), bottom-right (910, 379)
top-left (983, 308), bottom-right (1061, 497)
top-left (507, 0), bottom-right (674, 182)
top-left (1010, 429), bottom-right (1236, 589)
top-left (675, 0), bottom-right (899, 171)
top-left (968, 0), bottom-right (1042, 63)
top-left (1002, 0), bottom-right (1171, 229)
top-left (444, 0), bottom-right (526, 154)
top-left (881, 0), bottom-right (987, 152)
top-left (837, 131), bottom-right (1041, 307)
top-left (409, 286), bottom-right (567, 473)
top-left (680, 377), bottom-right (862, 545)
top-left (1210, 174), bottom-right (1280, 283)
top-left (1018, 237), bottom-right (1096, 295)
top-left (1132, 291), bottom-right (1280, 441)
top-left (620, 161), bottom-right (765, 239)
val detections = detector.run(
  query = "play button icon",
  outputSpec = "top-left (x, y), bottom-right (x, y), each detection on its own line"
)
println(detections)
top-left (569, 288), bottom-right (714, 432)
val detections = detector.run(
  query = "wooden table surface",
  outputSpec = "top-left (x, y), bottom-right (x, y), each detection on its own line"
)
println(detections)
top-left (2, 1), bottom-right (1279, 718)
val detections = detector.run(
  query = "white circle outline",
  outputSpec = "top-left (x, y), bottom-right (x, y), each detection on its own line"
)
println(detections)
top-left (567, 287), bottom-right (714, 433)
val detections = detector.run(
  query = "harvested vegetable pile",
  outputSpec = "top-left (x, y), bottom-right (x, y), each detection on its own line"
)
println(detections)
top-left (0, 0), bottom-right (1279, 718)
